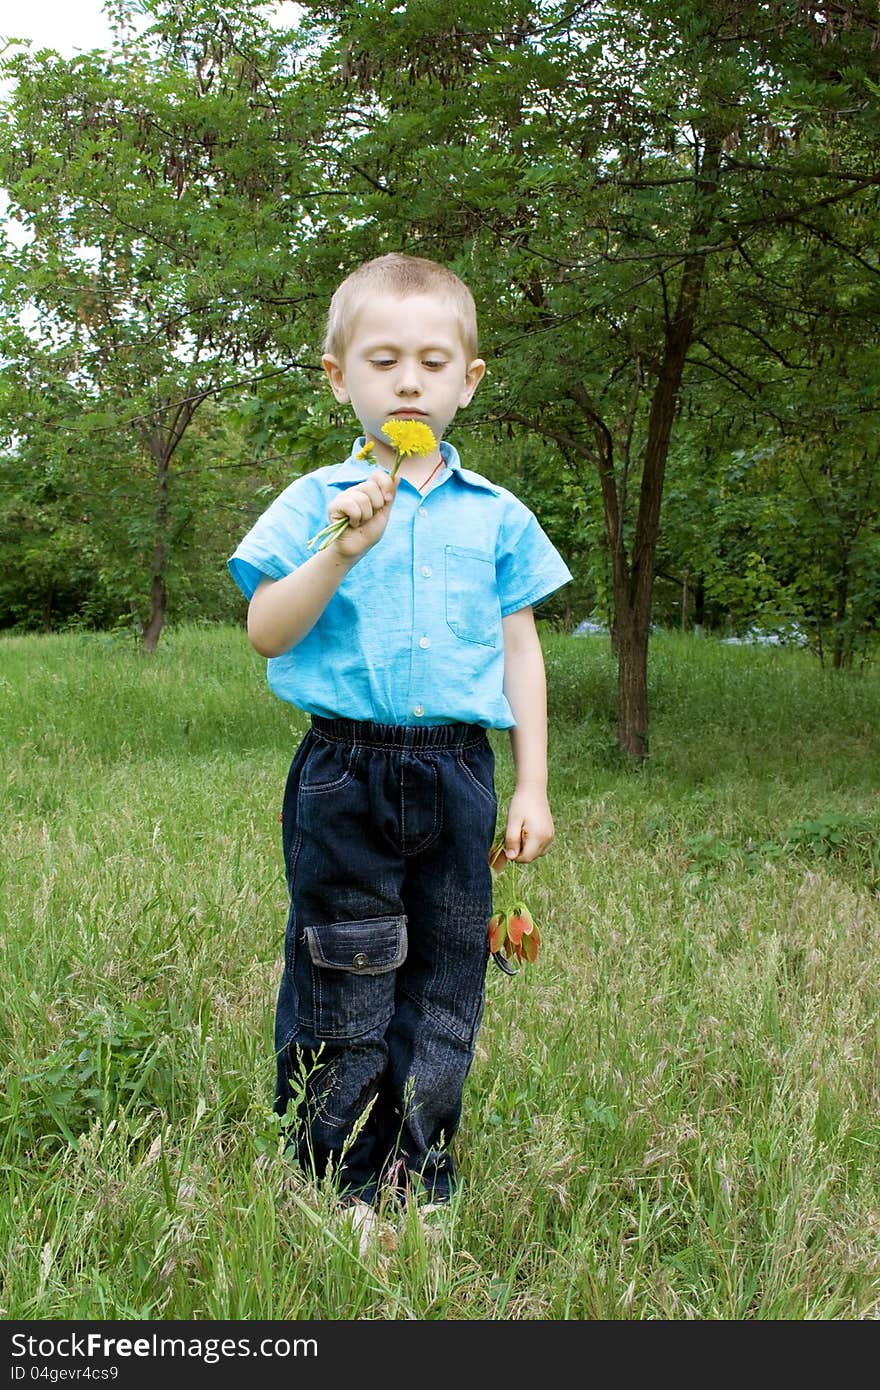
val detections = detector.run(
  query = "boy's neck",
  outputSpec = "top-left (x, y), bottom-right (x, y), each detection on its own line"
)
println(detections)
top-left (365, 436), bottom-right (446, 485)
top-left (395, 453), bottom-right (444, 488)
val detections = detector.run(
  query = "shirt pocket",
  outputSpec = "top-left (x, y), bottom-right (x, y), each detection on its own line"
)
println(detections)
top-left (444, 546), bottom-right (500, 648)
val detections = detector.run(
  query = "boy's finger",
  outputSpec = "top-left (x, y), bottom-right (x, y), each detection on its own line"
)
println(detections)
top-left (504, 823), bottom-right (524, 860)
top-left (370, 467), bottom-right (398, 502)
top-left (362, 477), bottom-right (392, 511)
top-left (354, 483), bottom-right (381, 515)
top-left (517, 830), bottom-right (553, 864)
top-left (331, 495), bottom-right (367, 526)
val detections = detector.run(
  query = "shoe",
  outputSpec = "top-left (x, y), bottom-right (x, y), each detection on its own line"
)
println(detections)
top-left (416, 1199), bottom-right (454, 1244)
top-left (340, 1198), bottom-right (397, 1258)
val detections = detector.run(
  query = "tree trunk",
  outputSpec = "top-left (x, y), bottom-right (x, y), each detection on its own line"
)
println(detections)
top-left (138, 399), bottom-right (196, 653)
top-left (832, 564), bottom-right (850, 670)
top-left (142, 446), bottom-right (171, 654)
top-left (616, 599), bottom-right (650, 758)
top-left (611, 132), bottom-right (722, 757)
top-left (694, 575), bottom-right (705, 634)
top-left (142, 545), bottom-right (167, 653)
top-left (42, 580), bottom-right (53, 632)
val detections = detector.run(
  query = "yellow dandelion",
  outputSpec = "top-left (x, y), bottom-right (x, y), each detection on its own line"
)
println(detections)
top-left (355, 440), bottom-right (375, 460)
top-left (381, 418), bottom-right (437, 460)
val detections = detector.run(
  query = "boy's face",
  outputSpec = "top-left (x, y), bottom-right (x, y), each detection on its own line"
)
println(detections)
top-left (322, 291), bottom-right (485, 467)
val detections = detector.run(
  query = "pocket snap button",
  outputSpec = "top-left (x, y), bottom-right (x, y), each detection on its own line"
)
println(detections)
top-left (352, 952), bottom-right (369, 969)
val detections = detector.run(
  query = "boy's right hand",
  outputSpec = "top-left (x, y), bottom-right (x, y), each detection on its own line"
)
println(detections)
top-left (328, 469), bottom-right (399, 559)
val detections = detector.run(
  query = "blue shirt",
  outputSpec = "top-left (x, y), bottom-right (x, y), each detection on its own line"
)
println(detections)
top-left (227, 439), bottom-right (572, 729)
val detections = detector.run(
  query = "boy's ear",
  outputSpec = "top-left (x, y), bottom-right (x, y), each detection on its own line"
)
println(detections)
top-left (322, 353), bottom-right (350, 403)
top-left (459, 357), bottom-right (486, 407)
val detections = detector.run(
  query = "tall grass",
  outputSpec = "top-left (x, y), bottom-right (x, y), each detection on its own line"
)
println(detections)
top-left (1, 625), bottom-right (878, 1319)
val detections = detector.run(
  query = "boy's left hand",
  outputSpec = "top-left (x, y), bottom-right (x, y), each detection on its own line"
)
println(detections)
top-left (503, 788), bottom-right (555, 864)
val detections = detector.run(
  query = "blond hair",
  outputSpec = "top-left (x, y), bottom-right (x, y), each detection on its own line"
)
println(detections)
top-left (323, 253), bottom-right (479, 361)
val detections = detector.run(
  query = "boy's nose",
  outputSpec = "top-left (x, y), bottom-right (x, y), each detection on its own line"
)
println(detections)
top-left (395, 366), bottom-right (421, 395)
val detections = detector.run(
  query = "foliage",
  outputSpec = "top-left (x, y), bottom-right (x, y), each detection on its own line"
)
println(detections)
top-left (0, 2), bottom-right (325, 642)
top-left (9, 1000), bottom-right (176, 1154)
top-left (487, 839), bottom-right (542, 968)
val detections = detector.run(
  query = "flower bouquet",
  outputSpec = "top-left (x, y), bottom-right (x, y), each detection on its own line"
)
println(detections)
top-left (307, 417), bottom-right (439, 552)
top-left (487, 837), bottom-right (542, 975)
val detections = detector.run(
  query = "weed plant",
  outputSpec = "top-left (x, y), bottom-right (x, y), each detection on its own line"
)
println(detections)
top-left (1, 626), bottom-right (878, 1319)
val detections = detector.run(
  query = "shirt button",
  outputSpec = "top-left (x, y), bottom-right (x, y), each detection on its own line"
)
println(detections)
top-left (418, 506), bottom-right (428, 517)
top-left (418, 636), bottom-right (430, 649)
top-left (413, 705), bottom-right (424, 717)
top-left (420, 565), bottom-right (432, 578)
top-left (352, 952), bottom-right (369, 969)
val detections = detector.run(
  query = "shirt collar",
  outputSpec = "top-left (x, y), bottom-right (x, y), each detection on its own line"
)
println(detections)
top-left (325, 438), bottom-right (500, 495)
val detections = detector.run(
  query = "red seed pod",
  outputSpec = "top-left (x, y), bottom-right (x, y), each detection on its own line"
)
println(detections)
top-left (521, 925), bottom-right (541, 963)
top-left (487, 913), bottom-right (507, 953)
top-left (488, 840), bottom-right (508, 875)
top-left (507, 913), bottom-right (529, 947)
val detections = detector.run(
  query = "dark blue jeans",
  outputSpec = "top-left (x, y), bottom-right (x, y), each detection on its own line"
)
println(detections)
top-left (274, 716), bottom-right (497, 1205)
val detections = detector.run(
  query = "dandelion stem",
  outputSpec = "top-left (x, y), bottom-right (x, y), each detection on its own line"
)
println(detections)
top-left (306, 419), bottom-right (436, 552)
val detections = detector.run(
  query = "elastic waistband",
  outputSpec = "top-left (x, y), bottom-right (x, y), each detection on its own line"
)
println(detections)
top-left (310, 716), bottom-right (488, 751)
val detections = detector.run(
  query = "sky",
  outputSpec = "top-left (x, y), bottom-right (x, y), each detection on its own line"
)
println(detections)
top-left (1, 1), bottom-right (302, 58)
top-left (2, 0), bottom-right (124, 57)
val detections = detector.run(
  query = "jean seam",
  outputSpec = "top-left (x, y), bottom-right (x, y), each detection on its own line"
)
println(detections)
top-left (400, 757), bottom-right (443, 857)
top-left (298, 740), bottom-right (360, 795)
top-left (398, 981), bottom-right (482, 1048)
top-left (454, 752), bottom-right (498, 808)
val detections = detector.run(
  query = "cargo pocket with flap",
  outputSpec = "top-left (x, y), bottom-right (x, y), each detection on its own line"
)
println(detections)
top-left (303, 915), bottom-right (407, 1040)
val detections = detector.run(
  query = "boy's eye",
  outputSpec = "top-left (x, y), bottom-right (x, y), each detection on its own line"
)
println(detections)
top-left (368, 355), bottom-right (448, 370)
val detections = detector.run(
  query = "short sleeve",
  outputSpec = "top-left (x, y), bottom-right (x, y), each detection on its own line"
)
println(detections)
top-left (495, 496), bottom-right (572, 617)
top-left (227, 475), bottom-right (324, 601)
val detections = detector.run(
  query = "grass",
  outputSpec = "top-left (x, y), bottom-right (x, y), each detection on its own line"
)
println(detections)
top-left (1, 623), bottom-right (878, 1319)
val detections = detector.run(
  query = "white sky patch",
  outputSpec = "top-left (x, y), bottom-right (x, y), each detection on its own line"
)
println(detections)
top-left (1, 0), bottom-right (126, 59)
top-left (1, 192), bottom-right (30, 249)
top-left (0, 0), bottom-right (303, 58)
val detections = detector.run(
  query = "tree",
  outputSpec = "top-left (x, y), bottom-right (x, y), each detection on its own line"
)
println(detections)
top-left (279, 0), bottom-right (880, 753)
top-left (0, 2), bottom-right (321, 647)
top-left (659, 169), bottom-right (880, 662)
top-left (4, 0), bottom-right (878, 739)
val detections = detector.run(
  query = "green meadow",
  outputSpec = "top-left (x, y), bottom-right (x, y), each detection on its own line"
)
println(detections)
top-left (1, 625), bottom-right (878, 1319)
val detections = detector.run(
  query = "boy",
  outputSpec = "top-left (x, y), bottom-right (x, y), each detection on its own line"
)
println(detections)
top-left (228, 253), bottom-right (571, 1214)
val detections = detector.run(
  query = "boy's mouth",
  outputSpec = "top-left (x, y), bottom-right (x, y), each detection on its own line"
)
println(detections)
top-left (390, 409), bottom-right (428, 418)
